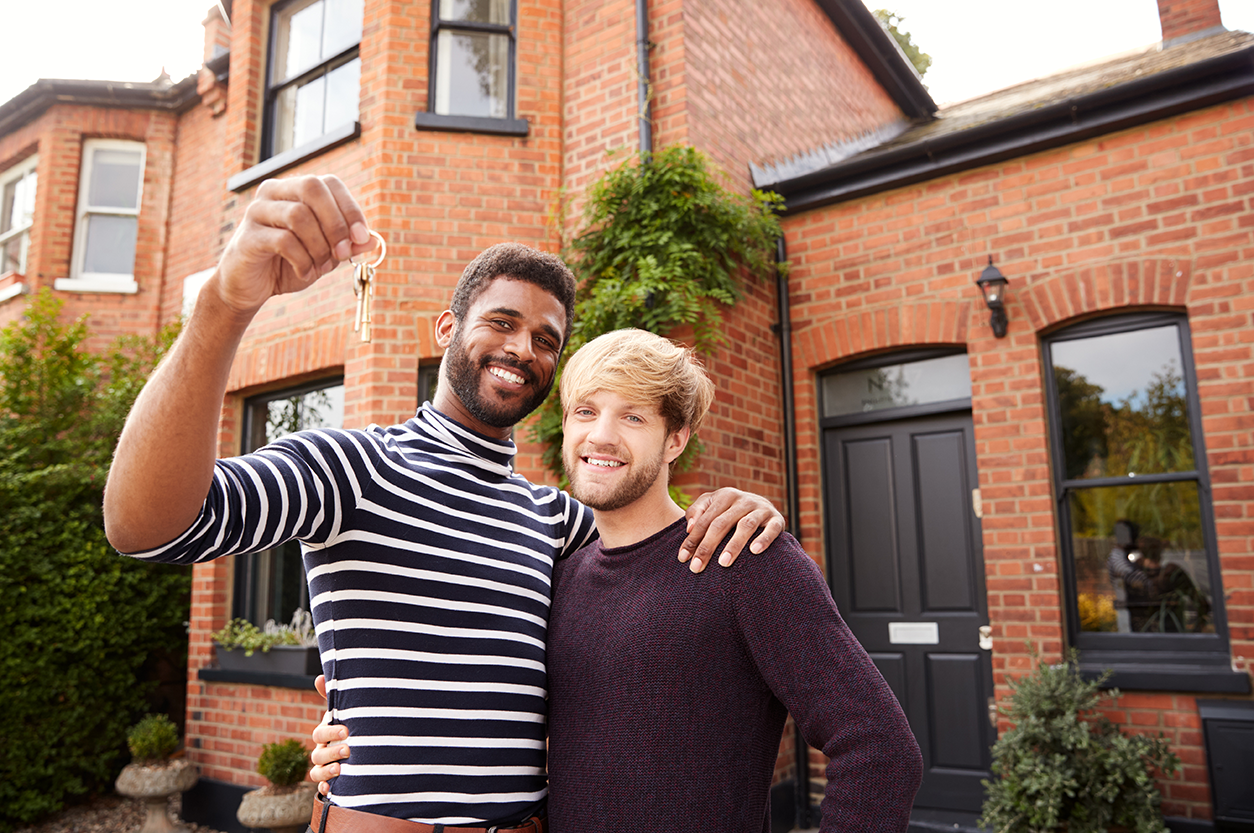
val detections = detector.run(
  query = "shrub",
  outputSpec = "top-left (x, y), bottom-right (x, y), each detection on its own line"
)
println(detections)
top-left (980, 650), bottom-right (1179, 833)
top-left (0, 291), bottom-right (190, 830)
top-left (530, 145), bottom-right (784, 491)
top-left (127, 714), bottom-right (180, 762)
top-left (257, 739), bottom-right (310, 788)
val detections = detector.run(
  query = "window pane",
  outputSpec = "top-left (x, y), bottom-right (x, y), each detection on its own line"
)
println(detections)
top-left (1051, 326), bottom-right (1193, 479)
top-left (2, 235), bottom-right (25, 273)
top-left (260, 384), bottom-right (345, 446)
top-left (435, 30), bottom-right (509, 118)
top-left (439, 0), bottom-right (509, 24)
top-left (1069, 481), bottom-right (1214, 635)
top-left (275, 74), bottom-right (328, 154)
top-left (3, 170), bottom-right (35, 234)
top-left (87, 149), bottom-right (142, 210)
top-left (1, 180), bottom-right (15, 233)
top-left (322, 0), bottom-right (363, 58)
top-left (822, 353), bottom-right (971, 418)
top-left (82, 214), bottom-right (138, 275)
top-left (324, 57), bottom-right (361, 134)
top-left (275, 0), bottom-right (323, 83)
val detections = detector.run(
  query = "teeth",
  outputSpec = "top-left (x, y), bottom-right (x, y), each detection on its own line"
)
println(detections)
top-left (586, 458), bottom-right (623, 468)
top-left (489, 367), bottom-right (525, 385)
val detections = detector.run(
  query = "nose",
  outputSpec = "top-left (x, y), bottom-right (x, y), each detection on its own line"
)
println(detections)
top-left (502, 327), bottom-right (536, 363)
top-left (585, 412), bottom-right (619, 447)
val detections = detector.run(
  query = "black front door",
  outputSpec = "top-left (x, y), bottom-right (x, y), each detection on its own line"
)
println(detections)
top-left (823, 412), bottom-right (995, 813)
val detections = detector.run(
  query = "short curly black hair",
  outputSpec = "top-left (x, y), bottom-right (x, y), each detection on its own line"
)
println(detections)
top-left (449, 243), bottom-right (577, 345)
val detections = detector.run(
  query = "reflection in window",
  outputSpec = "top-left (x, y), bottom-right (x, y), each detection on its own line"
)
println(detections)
top-left (235, 379), bottom-right (345, 627)
top-left (266, 0), bottom-right (363, 158)
top-left (431, 0), bottom-right (515, 119)
top-left (1045, 314), bottom-right (1226, 648)
top-left (821, 353), bottom-right (971, 418)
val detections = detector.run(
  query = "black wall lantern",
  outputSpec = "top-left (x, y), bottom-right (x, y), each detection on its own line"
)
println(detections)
top-left (975, 257), bottom-right (1010, 338)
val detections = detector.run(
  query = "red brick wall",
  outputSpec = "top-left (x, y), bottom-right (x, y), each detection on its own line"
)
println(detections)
top-left (781, 96), bottom-right (1254, 821)
top-left (675, 0), bottom-right (903, 190)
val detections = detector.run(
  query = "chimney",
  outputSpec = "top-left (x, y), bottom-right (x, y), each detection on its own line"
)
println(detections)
top-left (1157, 0), bottom-right (1225, 46)
top-left (202, 4), bottom-right (232, 64)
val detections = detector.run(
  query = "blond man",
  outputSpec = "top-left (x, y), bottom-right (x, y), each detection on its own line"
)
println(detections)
top-left (545, 328), bottom-right (922, 831)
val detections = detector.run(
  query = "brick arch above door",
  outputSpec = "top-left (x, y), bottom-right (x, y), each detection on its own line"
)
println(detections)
top-left (795, 300), bottom-right (974, 370)
top-left (1020, 258), bottom-right (1193, 333)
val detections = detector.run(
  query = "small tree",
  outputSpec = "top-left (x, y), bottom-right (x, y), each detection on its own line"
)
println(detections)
top-left (0, 291), bottom-right (189, 830)
top-left (530, 146), bottom-right (784, 490)
top-left (980, 651), bottom-right (1179, 833)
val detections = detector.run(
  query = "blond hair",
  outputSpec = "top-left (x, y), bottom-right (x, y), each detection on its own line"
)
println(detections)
top-left (560, 329), bottom-right (715, 435)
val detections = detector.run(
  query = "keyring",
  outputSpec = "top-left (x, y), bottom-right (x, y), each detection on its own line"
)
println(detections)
top-left (349, 230), bottom-right (386, 269)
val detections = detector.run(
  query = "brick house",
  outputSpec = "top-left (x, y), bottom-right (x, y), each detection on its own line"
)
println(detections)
top-left (1, 0), bottom-right (1250, 830)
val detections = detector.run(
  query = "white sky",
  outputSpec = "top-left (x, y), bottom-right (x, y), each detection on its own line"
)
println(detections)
top-left (1, 0), bottom-right (1252, 113)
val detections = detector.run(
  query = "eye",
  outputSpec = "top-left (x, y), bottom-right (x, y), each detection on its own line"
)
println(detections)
top-left (625, 415), bottom-right (644, 424)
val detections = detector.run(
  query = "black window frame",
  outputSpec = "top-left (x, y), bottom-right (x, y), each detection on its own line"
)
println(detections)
top-left (231, 376), bottom-right (345, 627)
top-left (414, 0), bottom-right (529, 136)
top-left (261, 0), bottom-right (363, 163)
top-left (1042, 311), bottom-right (1247, 692)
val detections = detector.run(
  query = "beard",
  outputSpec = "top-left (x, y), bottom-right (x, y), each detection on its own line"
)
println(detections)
top-left (563, 442), bottom-right (667, 512)
top-left (443, 328), bottom-right (554, 429)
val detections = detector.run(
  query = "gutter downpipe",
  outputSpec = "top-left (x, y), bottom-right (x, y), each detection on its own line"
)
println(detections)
top-left (636, 0), bottom-right (652, 153)
top-left (774, 236), bottom-right (811, 829)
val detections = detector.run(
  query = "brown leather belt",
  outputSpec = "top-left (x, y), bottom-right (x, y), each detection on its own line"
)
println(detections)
top-left (311, 797), bottom-right (546, 833)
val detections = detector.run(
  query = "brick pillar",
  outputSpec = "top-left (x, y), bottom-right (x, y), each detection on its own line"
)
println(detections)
top-left (1157, 0), bottom-right (1224, 43)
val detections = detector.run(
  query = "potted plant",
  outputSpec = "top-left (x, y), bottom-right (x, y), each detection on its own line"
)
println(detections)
top-left (212, 609), bottom-right (319, 675)
top-left (115, 714), bottom-right (198, 833)
top-left (980, 651), bottom-right (1180, 833)
top-left (236, 738), bottom-right (317, 833)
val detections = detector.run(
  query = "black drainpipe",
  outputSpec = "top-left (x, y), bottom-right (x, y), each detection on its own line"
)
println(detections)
top-left (635, 0), bottom-right (652, 153)
top-left (773, 235), bottom-right (810, 828)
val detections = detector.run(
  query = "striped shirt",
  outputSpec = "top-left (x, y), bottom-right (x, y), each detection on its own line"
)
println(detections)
top-left (126, 404), bottom-right (597, 824)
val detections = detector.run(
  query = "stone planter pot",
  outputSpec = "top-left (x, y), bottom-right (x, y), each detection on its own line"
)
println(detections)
top-left (115, 757), bottom-right (198, 833)
top-left (237, 781), bottom-right (317, 833)
top-left (214, 642), bottom-right (320, 675)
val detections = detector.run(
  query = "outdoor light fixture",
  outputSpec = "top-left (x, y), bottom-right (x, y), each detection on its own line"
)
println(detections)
top-left (975, 257), bottom-right (1010, 338)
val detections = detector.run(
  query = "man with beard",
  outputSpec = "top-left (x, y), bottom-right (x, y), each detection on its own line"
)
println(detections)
top-left (545, 329), bottom-right (922, 831)
top-left (104, 176), bottom-right (783, 832)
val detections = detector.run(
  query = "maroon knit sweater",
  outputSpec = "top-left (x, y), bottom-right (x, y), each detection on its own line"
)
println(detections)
top-left (546, 519), bottom-right (922, 832)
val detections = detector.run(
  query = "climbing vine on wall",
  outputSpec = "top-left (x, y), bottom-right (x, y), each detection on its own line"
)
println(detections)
top-left (530, 145), bottom-right (785, 487)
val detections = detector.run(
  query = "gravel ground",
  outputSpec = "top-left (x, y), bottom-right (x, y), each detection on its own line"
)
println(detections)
top-left (12, 793), bottom-right (227, 833)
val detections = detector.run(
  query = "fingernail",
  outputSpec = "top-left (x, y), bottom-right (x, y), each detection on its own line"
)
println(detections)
top-left (337, 728), bottom-right (347, 740)
top-left (351, 222), bottom-right (369, 244)
top-left (719, 552), bottom-right (733, 567)
top-left (677, 548), bottom-right (690, 562)
top-left (335, 239), bottom-right (351, 261)
top-left (689, 558), bottom-right (703, 573)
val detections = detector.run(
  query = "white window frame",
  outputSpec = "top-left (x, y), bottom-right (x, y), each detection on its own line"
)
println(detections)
top-left (0, 154), bottom-right (38, 278)
top-left (56, 139), bottom-right (145, 294)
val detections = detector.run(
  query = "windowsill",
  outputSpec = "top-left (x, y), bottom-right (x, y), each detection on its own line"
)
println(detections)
top-left (227, 121), bottom-right (362, 193)
top-left (54, 276), bottom-right (139, 294)
top-left (198, 666), bottom-right (318, 691)
top-left (0, 279), bottom-right (25, 304)
top-left (1080, 658), bottom-right (1251, 693)
top-left (413, 112), bottom-right (529, 136)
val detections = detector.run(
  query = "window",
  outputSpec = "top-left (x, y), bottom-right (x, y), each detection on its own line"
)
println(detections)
top-left (431, 0), bottom-right (514, 119)
top-left (1043, 313), bottom-right (1240, 688)
top-left (234, 379), bottom-right (345, 626)
top-left (414, 0), bottom-right (527, 135)
top-left (58, 141), bottom-right (145, 294)
top-left (264, 0), bottom-right (363, 160)
top-left (1, 155), bottom-right (38, 277)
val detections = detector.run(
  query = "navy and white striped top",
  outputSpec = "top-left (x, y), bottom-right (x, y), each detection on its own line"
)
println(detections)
top-left (127, 404), bottom-right (597, 824)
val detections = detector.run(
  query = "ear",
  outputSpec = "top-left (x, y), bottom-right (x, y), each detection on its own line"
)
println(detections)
top-left (663, 426), bottom-right (691, 465)
top-left (435, 310), bottom-right (456, 348)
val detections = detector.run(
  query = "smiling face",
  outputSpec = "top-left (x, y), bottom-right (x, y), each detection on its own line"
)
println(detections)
top-left (434, 277), bottom-right (566, 438)
top-left (561, 389), bottom-right (688, 513)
